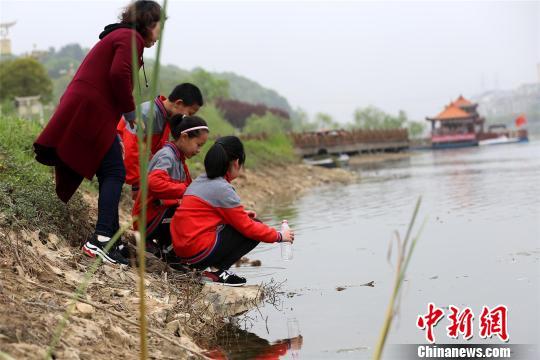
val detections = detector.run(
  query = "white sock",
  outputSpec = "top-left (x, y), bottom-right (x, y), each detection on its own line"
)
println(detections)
top-left (97, 235), bottom-right (111, 243)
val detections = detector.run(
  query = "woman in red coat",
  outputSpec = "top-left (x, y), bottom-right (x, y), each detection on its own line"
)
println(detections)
top-left (34, 0), bottom-right (162, 265)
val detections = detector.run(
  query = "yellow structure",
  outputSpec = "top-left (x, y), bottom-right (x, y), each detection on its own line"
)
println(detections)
top-left (0, 21), bottom-right (16, 55)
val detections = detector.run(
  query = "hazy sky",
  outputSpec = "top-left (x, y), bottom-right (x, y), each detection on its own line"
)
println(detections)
top-left (1, 0), bottom-right (539, 122)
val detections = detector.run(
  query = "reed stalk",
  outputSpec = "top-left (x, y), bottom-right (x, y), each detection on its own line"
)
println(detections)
top-left (372, 197), bottom-right (427, 360)
top-left (131, 2), bottom-right (168, 358)
top-left (45, 219), bottom-right (136, 359)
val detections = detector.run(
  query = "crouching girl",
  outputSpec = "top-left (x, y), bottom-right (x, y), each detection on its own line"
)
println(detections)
top-left (132, 115), bottom-right (209, 268)
top-left (171, 136), bottom-right (295, 286)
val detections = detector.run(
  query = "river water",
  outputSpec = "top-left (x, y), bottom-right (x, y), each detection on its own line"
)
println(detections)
top-left (213, 141), bottom-right (540, 359)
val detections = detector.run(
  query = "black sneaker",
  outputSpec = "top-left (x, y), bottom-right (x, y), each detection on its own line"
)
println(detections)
top-left (153, 244), bottom-right (189, 273)
top-left (162, 252), bottom-right (190, 273)
top-left (145, 239), bottom-right (161, 257)
top-left (118, 241), bottom-right (132, 259)
top-left (202, 270), bottom-right (246, 287)
top-left (82, 234), bottom-right (129, 265)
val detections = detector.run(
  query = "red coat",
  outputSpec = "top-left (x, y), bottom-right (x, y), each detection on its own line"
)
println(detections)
top-left (34, 27), bottom-right (144, 202)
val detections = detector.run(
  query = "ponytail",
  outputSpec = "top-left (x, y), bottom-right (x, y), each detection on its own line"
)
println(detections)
top-left (169, 115), bottom-right (208, 139)
top-left (204, 136), bottom-right (246, 179)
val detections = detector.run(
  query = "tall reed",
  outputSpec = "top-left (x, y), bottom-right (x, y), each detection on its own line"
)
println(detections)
top-left (131, 1), bottom-right (168, 358)
top-left (372, 196), bottom-right (427, 360)
top-left (45, 219), bottom-right (136, 359)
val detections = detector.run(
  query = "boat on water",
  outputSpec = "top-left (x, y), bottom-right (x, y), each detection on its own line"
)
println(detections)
top-left (477, 121), bottom-right (529, 147)
top-left (303, 153), bottom-right (350, 168)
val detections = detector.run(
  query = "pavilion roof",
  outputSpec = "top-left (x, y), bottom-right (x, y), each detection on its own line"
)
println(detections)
top-left (453, 95), bottom-right (475, 108)
top-left (430, 103), bottom-right (473, 121)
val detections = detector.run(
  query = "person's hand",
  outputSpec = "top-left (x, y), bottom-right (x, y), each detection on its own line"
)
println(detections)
top-left (281, 229), bottom-right (295, 243)
top-left (290, 335), bottom-right (303, 351)
top-left (246, 210), bottom-right (257, 218)
top-left (127, 118), bottom-right (136, 130)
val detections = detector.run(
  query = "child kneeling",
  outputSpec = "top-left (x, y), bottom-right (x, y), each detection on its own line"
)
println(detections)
top-left (171, 136), bottom-right (294, 286)
top-left (132, 115), bottom-right (209, 269)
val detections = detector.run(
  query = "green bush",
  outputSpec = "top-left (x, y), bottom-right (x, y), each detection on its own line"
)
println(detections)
top-left (243, 112), bottom-right (286, 135)
top-left (0, 58), bottom-right (53, 103)
top-left (187, 108), bottom-right (297, 172)
top-left (0, 117), bottom-right (92, 242)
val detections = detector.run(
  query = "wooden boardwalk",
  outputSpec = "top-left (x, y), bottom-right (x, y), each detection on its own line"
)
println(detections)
top-left (291, 129), bottom-right (409, 157)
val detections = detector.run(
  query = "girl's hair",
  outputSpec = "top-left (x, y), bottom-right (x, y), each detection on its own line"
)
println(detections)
top-left (204, 136), bottom-right (246, 179)
top-left (120, 0), bottom-right (162, 40)
top-left (169, 115), bottom-right (209, 140)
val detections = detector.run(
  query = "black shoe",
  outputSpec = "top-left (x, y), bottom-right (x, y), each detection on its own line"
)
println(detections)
top-left (145, 239), bottom-right (161, 257)
top-left (82, 234), bottom-right (129, 265)
top-left (156, 244), bottom-right (189, 273)
top-left (202, 270), bottom-right (246, 287)
top-left (118, 241), bottom-right (132, 259)
top-left (162, 252), bottom-right (190, 273)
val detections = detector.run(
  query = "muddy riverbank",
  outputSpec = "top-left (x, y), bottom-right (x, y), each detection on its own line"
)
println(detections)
top-left (0, 162), bottom-right (358, 359)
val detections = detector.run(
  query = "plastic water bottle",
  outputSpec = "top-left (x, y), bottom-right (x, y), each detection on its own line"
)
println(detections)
top-left (287, 317), bottom-right (300, 337)
top-left (281, 220), bottom-right (293, 260)
top-left (287, 317), bottom-right (301, 359)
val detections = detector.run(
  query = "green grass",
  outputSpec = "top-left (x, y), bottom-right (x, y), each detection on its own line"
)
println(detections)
top-left (0, 116), bottom-right (92, 241)
top-left (187, 132), bottom-right (298, 176)
top-left (243, 133), bottom-right (297, 169)
top-left (187, 106), bottom-right (298, 173)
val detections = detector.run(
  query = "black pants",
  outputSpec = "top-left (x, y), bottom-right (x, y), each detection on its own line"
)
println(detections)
top-left (146, 206), bottom-right (176, 257)
top-left (95, 136), bottom-right (126, 238)
top-left (191, 225), bottom-right (259, 271)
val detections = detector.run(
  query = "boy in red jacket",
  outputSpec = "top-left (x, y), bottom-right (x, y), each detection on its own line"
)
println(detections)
top-left (117, 83), bottom-right (203, 199)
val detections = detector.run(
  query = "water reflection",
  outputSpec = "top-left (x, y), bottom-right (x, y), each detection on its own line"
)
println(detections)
top-left (204, 323), bottom-right (303, 360)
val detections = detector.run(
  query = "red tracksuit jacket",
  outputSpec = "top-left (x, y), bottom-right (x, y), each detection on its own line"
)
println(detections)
top-left (132, 142), bottom-right (191, 234)
top-left (117, 95), bottom-right (171, 189)
top-left (171, 174), bottom-right (281, 262)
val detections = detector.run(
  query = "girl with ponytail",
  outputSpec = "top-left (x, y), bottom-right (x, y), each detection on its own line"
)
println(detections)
top-left (130, 115), bottom-right (209, 268)
top-left (171, 136), bottom-right (295, 286)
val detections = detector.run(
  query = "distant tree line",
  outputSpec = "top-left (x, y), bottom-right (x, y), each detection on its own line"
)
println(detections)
top-left (216, 98), bottom-right (290, 129)
top-left (289, 106), bottom-right (426, 138)
top-left (1, 42), bottom-right (427, 139)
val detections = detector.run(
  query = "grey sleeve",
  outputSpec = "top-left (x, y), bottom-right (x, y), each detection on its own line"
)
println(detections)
top-left (149, 151), bottom-right (174, 176)
top-left (141, 103), bottom-right (150, 132)
top-left (123, 101), bottom-right (151, 135)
